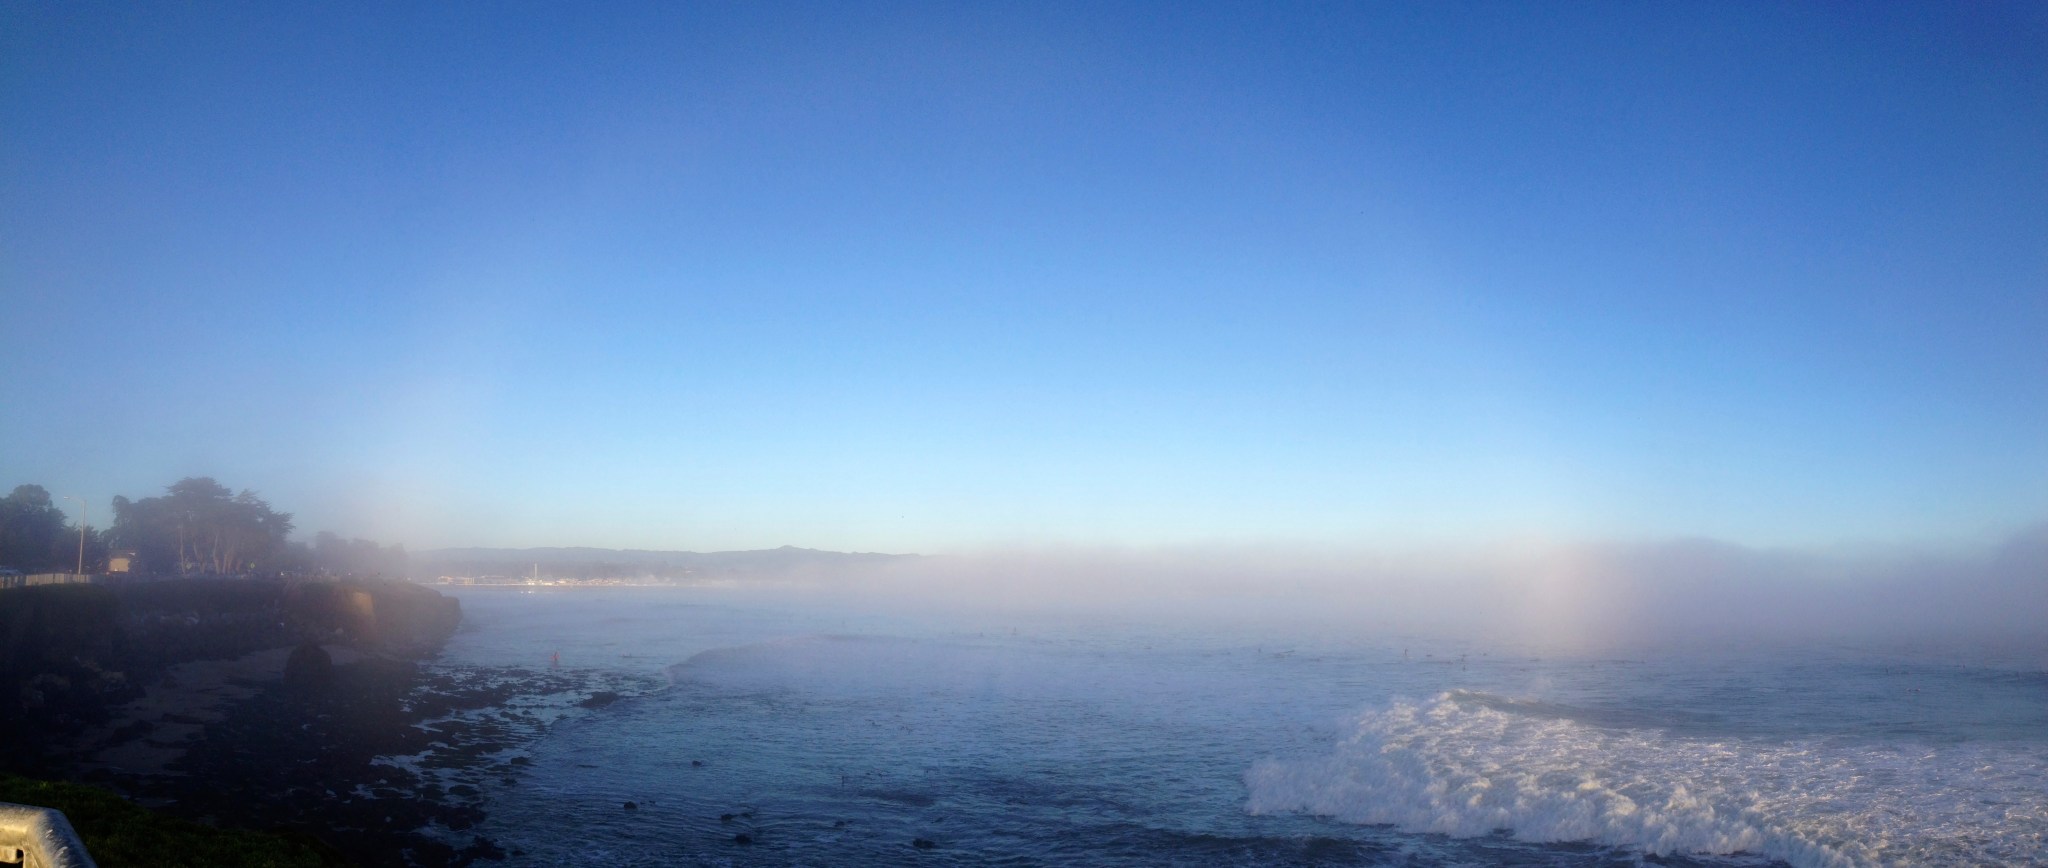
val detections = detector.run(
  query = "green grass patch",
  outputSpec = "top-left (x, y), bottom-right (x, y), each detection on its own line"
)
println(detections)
top-left (0, 774), bottom-right (342, 868)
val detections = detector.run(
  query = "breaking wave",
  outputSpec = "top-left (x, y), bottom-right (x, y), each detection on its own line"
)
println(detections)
top-left (1244, 691), bottom-right (2048, 867)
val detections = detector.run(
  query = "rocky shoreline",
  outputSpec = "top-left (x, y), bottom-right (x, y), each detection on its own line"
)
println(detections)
top-left (2, 578), bottom-right (647, 867)
top-left (144, 656), bottom-right (646, 866)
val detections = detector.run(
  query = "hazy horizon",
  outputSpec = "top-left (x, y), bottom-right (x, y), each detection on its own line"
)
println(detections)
top-left (392, 524), bottom-right (2048, 658)
top-left (7, 6), bottom-right (2047, 864)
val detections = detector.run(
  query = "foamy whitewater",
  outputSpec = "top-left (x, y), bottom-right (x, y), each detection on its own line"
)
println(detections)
top-left (424, 586), bottom-right (2047, 866)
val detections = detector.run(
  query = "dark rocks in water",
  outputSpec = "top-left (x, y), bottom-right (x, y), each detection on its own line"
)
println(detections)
top-left (283, 642), bottom-right (333, 687)
top-left (720, 813), bottom-right (735, 823)
top-left (464, 836), bottom-right (507, 861)
top-left (105, 718), bottom-right (153, 747)
top-left (691, 759), bottom-right (703, 767)
top-left (733, 833), bottom-right (753, 845)
top-left (151, 657), bottom-right (528, 866)
top-left (912, 837), bottom-right (937, 849)
top-left (579, 690), bottom-right (620, 708)
top-left (622, 801), bottom-right (637, 811)
top-left (832, 820), bottom-right (847, 828)
top-left (0, 652), bottom-right (650, 868)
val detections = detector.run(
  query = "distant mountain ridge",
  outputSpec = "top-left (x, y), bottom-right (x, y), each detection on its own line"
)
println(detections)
top-left (412, 545), bottom-right (914, 581)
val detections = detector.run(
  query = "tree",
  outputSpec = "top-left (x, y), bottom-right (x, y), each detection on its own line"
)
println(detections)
top-left (109, 478), bottom-right (295, 575)
top-left (310, 531), bottom-right (408, 577)
top-left (0, 484), bottom-right (71, 571)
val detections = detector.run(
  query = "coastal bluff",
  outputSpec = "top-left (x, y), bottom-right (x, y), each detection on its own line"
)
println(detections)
top-left (0, 578), bottom-right (460, 751)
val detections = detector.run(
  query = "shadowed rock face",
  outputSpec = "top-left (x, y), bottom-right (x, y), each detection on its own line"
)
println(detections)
top-left (282, 580), bottom-right (460, 653)
top-left (283, 642), bottom-right (333, 688)
top-left (0, 578), bottom-right (460, 761)
top-left (0, 585), bottom-right (123, 677)
top-left (0, 585), bottom-right (131, 751)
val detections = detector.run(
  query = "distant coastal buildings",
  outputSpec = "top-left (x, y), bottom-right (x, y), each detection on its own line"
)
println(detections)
top-left (436, 575), bottom-right (661, 587)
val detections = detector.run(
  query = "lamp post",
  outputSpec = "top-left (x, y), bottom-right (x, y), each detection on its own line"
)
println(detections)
top-left (62, 496), bottom-right (87, 577)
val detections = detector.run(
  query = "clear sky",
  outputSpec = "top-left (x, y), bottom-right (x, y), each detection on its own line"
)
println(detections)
top-left (3, 1), bottom-right (2043, 553)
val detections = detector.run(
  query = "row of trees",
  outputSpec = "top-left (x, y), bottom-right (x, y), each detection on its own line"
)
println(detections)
top-left (1, 477), bottom-right (406, 578)
top-left (0, 485), bottom-right (105, 572)
top-left (305, 531), bottom-right (408, 578)
top-left (111, 477), bottom-right (296, 575)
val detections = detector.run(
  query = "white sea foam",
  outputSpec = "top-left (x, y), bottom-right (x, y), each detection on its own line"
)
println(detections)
top-left (1244, 691), bottom-right (2048, 867)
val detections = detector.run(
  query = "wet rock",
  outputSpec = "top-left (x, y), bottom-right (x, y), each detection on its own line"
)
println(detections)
top-left (691, 759), bottom-right (704, 767)
top-left (623, 801), bottom-right (637, 811)
top-left (733, 833), bottom-right (753, 845)
top-left (720, 813), bottom-right (735, 823)
top-left (912, 837), bottom-right (937, 849)
top-left (283, 642), bottom-right (333, 687)
top-left (579, 690), bottom-right (620, 708)
top-left (462, 835), bottom-right (506, 860)
top-left (105, 718), bottom-right (153, 745)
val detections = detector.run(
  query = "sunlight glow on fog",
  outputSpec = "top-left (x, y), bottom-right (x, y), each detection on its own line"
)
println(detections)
top-left (782, 525), bottom-right (2048, 654)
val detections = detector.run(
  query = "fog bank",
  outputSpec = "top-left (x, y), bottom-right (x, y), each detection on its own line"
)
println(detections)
top-left (793, 525), bottom-right (2048, 653)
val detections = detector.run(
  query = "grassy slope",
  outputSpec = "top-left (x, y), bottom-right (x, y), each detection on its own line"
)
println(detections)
top-left (0, 774), bottom-right (342, 868)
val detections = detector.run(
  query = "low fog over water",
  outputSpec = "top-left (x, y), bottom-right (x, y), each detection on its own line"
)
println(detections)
top-left (794, 524), bottom-right (2048, 656)
top-left (426, 537), bottom-right (2048, 867)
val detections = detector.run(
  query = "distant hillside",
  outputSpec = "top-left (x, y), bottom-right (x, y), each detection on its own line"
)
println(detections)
top-left (411, 545), bottom-right (914, 581)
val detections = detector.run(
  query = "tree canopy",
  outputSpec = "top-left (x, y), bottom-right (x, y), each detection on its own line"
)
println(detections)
top-left (0, 484), bottom-right (83, 571)
top-left (5, 477), bottom-right (403, 578)
top-left (309, 531), bottom-right (407, 578)
top-left (110, 477), bottom-right (295, 576)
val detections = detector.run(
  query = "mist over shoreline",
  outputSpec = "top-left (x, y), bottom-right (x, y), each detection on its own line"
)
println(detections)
top-left (721, 523), bottom-right (2048, 655)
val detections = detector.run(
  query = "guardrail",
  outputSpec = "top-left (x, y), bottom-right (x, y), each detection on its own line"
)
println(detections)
top-left (0, 573), bottom-right (251, 590)
top-left (0, 574), bottom-right (96, 590)
top-left (0, 802), bottom-right (96, 868)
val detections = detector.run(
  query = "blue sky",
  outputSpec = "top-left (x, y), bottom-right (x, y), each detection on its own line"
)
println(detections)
top-left (3, 1), bottom-right (2043, 552)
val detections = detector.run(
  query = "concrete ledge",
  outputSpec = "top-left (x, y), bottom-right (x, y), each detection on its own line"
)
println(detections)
top-left (0, 802), bottom-right (96, 868)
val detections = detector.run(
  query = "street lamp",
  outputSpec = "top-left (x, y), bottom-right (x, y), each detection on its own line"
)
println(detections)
top-left (62, 495), bottom-right (87, 577)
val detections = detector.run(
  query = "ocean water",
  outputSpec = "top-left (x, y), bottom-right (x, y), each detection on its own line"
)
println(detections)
top-left (422, 586), bottom-right (2048, 867)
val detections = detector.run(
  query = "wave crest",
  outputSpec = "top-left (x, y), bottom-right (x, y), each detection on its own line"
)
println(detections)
top-left (1244, 691), bottom-right (2047, 868)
